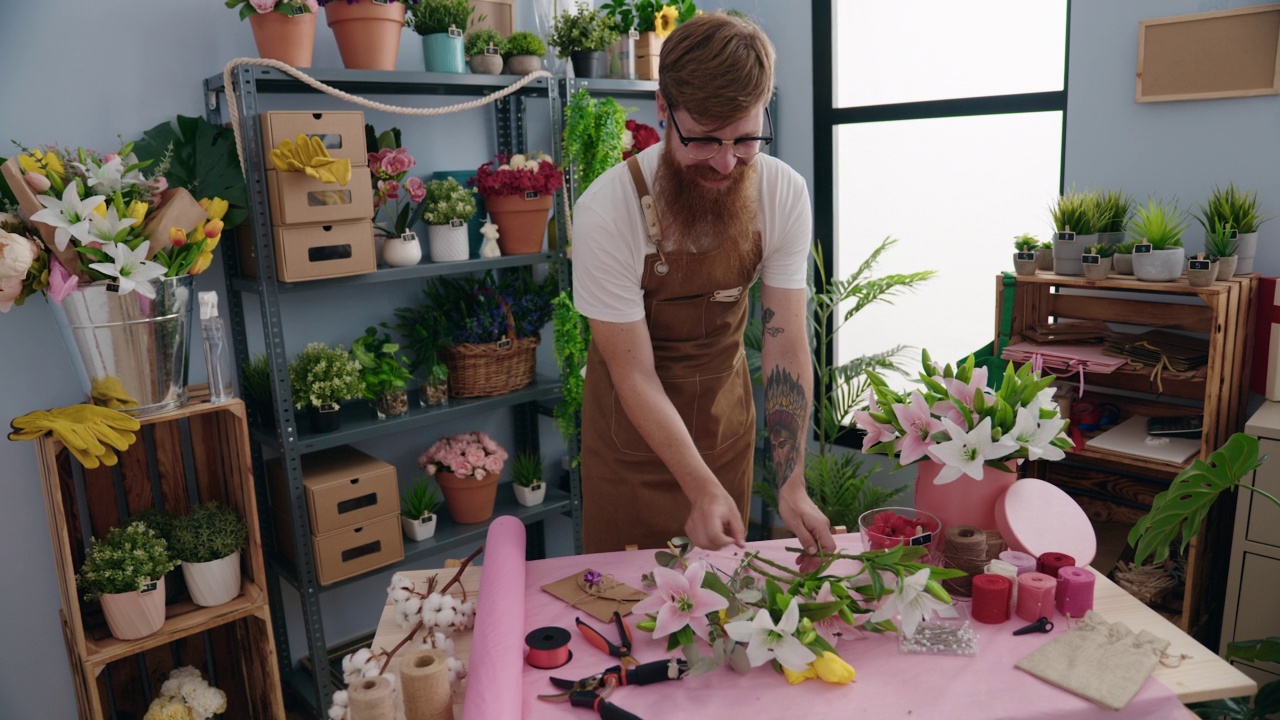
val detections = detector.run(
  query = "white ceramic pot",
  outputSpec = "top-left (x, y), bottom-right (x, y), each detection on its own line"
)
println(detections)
top-left (100, 577), bottom-right (167, 640)
top-left (1235, 232), bottom-right (1258, 274)
top-left (182, 551), bottom-right (242, 607)
top-left (1132, 247), bottom-right (1186, 282)
top-left (383, 231), bottom-right (423, 267)
top-left (428, 223), bottom-right (469, 262)
top-left (1216, 255), bottom-right (1239, 279)
top-left (514, 482), bottom-right (546, 507)
top-left (401, 513), bottom-right (437, 542)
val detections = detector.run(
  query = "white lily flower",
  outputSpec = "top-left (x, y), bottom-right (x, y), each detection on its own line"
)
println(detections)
top-left (925, 416), bottom-right (1018, 484)
top-left (88, 240), bottom-right (166, 298)
top-left (1008, 405), bottom-right (1067, 461)
top-left (725, 597), bottom-right (816, 672)
top-left (86, 206), bottom-right (137, 245)
top-left (30, 184), bottom-right (107, 251)
top-left (868, 568), bottom-right (951, 638)
top-left (74, 156), bottom-right (126, 194)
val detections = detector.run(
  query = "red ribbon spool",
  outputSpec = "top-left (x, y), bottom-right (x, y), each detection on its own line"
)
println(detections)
top-left (525, 626), bottom-right (572, 669)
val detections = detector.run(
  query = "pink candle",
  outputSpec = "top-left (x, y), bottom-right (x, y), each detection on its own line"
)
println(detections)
top-left (1016, 572), bottom-right (1057, 623)
top-left (1055, 566), bottom-right (1095, 618)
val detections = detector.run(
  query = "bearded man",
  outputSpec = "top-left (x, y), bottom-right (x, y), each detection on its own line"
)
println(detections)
top-left (571, 13), bottom-right (835, 561)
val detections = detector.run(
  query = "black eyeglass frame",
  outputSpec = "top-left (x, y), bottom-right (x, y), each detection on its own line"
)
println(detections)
top-left (667, 106), bottom-right (774, 158)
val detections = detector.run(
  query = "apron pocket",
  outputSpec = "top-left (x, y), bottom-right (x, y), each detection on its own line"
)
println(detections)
top-left (609, 364), bottom-right (751, 456)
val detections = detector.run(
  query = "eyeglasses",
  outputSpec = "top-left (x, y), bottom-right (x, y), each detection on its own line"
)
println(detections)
top-left (668, 107), bottom-right (773, 160)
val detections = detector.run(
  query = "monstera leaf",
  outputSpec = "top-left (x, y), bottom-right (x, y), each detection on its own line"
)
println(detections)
top-left (133, 115), bottom-right (248, 230)
top-left (1128, 433), bottom-right (1268, 566)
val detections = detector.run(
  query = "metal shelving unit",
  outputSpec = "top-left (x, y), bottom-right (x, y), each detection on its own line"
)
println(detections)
top-left (204, 66), bottom-right (580, 718)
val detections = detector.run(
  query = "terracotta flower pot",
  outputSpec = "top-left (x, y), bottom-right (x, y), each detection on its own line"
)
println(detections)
top-left (249, 10), bottom-right (317, 67)
top-left (324, 1), bottom-right (406, 71)
top-left (99, 577), bottom-right (167, 640)
top-left (915, 459), bottom-right (1019, 539)
top-left (486, 193), bottom-right (553, 255)
top-left (436, 470), bottom-right (498, 524)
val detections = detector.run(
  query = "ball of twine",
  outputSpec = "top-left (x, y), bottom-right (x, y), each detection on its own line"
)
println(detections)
top-left (942, 525), bottom-right (990, 597)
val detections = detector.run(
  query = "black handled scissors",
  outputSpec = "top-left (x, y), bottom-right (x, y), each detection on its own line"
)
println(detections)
top-left (539, 659), bottom-right (691, 719)
top-left (576, 611), bottom-right (639, 667)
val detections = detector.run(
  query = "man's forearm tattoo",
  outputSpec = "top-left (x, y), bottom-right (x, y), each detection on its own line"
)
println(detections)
top-left (765, 365), bottom-right (806, 485)
top-left (762, 306), bottom-right (784, 337)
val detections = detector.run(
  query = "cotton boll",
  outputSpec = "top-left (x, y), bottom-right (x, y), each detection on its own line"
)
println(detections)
top-left (425, 592), bottom-right (445, 613)
top-left (327, 705), bottom-right (347, 720)
top-left (390, 587), bottom-right (411, 603)
top-left (361, 664), bottom-right (381, 679)
top-left (352, 648), bottom-right (373, 667)
top-left (404, 596), bottom-right (422, 616)
top-left (435, 607), bottom-right (456, 629)
top-left (332, 690), bottom-right (349, 707)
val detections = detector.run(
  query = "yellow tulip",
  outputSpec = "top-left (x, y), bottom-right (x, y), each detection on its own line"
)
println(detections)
top-left (783, 664), bottom-right (818, 685)
top-left (93, 202), bottom-right (108, 218)
top-left (655, 5), bottom-right (679, 37)
top-left (18, 149), bottom-right (64, 180)
top-left (204, 218), bottom-right (224, 239)
top-left (812, 652), bottom-right (856, 684)
top-left (169, 227), bottom-right (188, 247)
top-left (190, 251), bottom-right (213, 276)
top-left (126, 201), bottom-right (149, 227)
top-left (199, 197), bottom-right (229, 221)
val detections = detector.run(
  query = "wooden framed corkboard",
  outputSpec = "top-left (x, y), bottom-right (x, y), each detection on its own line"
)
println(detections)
top-left (1136, 3), bottom-right (1280, 102)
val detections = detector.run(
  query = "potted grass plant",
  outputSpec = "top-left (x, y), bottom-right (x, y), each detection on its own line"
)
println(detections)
top-left (1096, 189), bottom-right (1133, 248)
top-left (352, 325), bottom-right (414, 419)
top-left (288, 342), bottom-right (365, 433)
top-left (400, 477), bottom-right (442, 541)
top-left (1081, 243), bottom-right (1113, 282)
top-left (407, 0), bottom-right (480, 74)
top-left (1129, 198), bottom-right (1188, 283)
top-left (511, 451), bottom-right (546, 506)
top-left (549, 1), bottom-right (621, 79)
top-left (414, 177), bottom-right (476, 262)
top-left (1204, 218), bottom-right (1240, 279)
top-left (241, 352), bottom-right (274, 426)
top-left (502, 31), bottom-right (547, 75)
top-left (1013, 233), bottom-right (1039, 276)
top-left (77, 522), bottom-right (178, 640)
top-left (170, 503), bottom-right (248, 608)
top-left (1112, 240), bottom-right (1136, 276)
top-left (1049, 186), bottom-right (1101, 276)
top-left (1195, 183), bottom-right (1267, 275)
top-left (465, 28), bottom-right (504, 74)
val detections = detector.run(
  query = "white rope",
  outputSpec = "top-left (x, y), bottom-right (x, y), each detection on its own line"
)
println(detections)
top-left (219, 57), bottom-right (553, 174)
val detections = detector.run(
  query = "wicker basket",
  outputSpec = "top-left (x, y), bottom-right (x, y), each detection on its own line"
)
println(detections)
top-left (442, 334), bottom-right (539, 397)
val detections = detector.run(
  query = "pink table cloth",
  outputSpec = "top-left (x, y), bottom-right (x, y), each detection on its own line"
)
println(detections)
top-left (512, 534), bottom-right (1186, 719)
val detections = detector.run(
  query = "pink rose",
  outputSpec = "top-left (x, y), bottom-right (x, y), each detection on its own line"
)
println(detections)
top-left (474, 468), bottom-right (487, 481)
top-left (0, 230), bottom-right (36, 281)
top-left (305, 0), bottom-right (319, 12)
top-left (483, 455), bottom-right (503, 474)
top-left (250, 0), bottom-right (277, 13)
top-left (466, 447), bottom-right (486, 465)
top-left (453, 460), bottom-right (473, 477)
top-left (379, 180), bottom-right (401, 201)
top-left (404, 176), bottom-right (425, 203)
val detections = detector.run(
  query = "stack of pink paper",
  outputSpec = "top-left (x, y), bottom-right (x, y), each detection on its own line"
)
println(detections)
top-left (1002, 342), bottom-right (1128, 377)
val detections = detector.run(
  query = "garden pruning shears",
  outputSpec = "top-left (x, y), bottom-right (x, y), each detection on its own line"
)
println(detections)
top-left (538, 658), bottom-right (691, 720)
top-left (576, 612), bottom-right (639, 667)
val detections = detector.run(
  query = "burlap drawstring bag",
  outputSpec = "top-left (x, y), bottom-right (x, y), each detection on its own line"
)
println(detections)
top-left (1016, 610), bottom-right (1171, 710)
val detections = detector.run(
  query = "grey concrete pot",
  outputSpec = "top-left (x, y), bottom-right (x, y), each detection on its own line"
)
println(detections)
top-left (1133, 248), bottom-right (1186, 282)
top-left (1113, 253), bottom-right (1134, 275)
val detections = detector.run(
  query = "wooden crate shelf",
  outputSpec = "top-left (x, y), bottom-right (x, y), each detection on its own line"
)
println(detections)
top-left (33, 388), bottom-right (285, 720)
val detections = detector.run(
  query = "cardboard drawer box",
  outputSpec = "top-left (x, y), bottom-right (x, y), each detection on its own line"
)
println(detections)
top-left (313, 514), bottom-right (404, 586)
top-left (267, 167), bottom-right (373, 227)
top-left (268, 446), bottom-right (398, 536)
top-left (261, 111), bottom-right (368, 168)
top-left (273, 220), bottom-right (376, 282)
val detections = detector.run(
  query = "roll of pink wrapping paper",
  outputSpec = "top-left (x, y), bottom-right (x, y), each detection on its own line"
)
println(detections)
top-left (461, 516), bottom-right (526, 720)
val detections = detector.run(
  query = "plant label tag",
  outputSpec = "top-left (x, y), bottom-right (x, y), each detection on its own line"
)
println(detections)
top-left (448, 25), bottom-right (463, 39)
top-left (497, 337), bottom-right (513, 350)
top-left (106, 282), bottom-right (121, 293)
top-left (449, 219), bottom-right (465, 228)
top-left (524, 191), bottom-right (540, 201)
top-left (485, 44), bottom-right (499, 56)
top-left (286, 4), bottom-right (304, 16)
top-left (910, 532), bottom-right (933, 547)
top-left (420, 515), bottom-right (433, 524)
top-left (1134, 243), bottom-right (1153, 254)
top-left (1081, 254), bottom-right (1100, 265)
top-left (1057, 231), bottom-right (1075, 243)
top-left (1189, 259), bottom-right (1212, 271)
top-left (1016, 252), bottom-right (1036, 261)
top-left (629, 29), bottom-right (640, 40)
top-left (140, 579), bottom-right (158, 594)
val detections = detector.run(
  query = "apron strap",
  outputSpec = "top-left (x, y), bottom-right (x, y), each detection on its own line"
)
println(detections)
top-left (626, 156), bottom-right (663, 246)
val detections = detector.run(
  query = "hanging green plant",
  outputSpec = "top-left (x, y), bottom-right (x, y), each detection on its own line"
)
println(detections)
top-left (552, 290), bottom-right (590, 456)
top-left (562, 89), bottom-right (627, 201)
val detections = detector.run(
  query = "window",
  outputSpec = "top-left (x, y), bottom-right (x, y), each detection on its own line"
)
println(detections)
top-left (814, 0), bottom-right (1070, 404)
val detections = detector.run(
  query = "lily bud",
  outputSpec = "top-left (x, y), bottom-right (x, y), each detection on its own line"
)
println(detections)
top-left (23, 171), bottom-right (50, 193)
top-left (635, 618), bottom-right (657, 633)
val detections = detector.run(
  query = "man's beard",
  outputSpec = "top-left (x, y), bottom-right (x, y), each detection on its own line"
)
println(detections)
top-left (653, 141), bottom-right (760, 279)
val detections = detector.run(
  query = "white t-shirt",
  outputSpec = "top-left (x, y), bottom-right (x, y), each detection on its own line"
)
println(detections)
top-left (571, 143), bottom-right (812, 323)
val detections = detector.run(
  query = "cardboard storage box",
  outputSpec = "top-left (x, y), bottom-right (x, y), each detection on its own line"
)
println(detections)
top-left (272, 219), bottom-right (376, 282)
top-left (267, 166), bottom-right (373, 227)
top-left (312, 514), bottom-right (403, 585)
top-left (268, 446), bottom-right (398, 536)
top-left (261, 111), bottom-right (368, 168)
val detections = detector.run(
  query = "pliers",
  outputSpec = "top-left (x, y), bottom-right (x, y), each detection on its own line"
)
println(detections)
top-left (538, 659), bottom-right (691, 720)
top-left (576, 612), bottom-right (639, 667)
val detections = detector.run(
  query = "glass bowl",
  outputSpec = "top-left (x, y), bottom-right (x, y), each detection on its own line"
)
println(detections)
top-left (858, 506), bottom-right (942, 562)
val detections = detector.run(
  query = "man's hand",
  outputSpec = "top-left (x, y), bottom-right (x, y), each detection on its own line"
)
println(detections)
top-left (684, 486), bottom-right (746, 551)
top-left (777, 479), bottom-right (836, 572)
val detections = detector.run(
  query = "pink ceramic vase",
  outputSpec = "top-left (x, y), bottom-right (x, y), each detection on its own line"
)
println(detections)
top-left (99, 577), bottom-right (167, 640)
top-left (914, 459), bottom-right (1019, 535)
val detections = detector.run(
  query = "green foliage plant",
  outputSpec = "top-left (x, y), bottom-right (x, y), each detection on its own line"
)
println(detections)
top-left (562, 89), bottom-right (627, 201)
top-left (169, 503), bottom-right (248, 564)
top-left (241, 353), bottom-right (272, 405)
top-left (465, 28), bottom-right (503, 57)
top-left (288, 342), bottom-right (365, 409)
top-left (389, 305), bottom-right (452, 385)
top-left (599, 0), bottom-right (637, 32)
top-left (351, 325), bottom-right (414, 399)
top-left (1013, 233), bottom-right (1039, 252)
top-left (1205, 219), bottom-right (1240, 260)
top-left (414, 177), bottom-right (477, 226)
top-left (511, 451), bottom-right (544, 488)
top-left (406, 0), bottom-right (482, 36)
top-left (552, 290), bottom-right (590, 454)
top-left (1084, 243), bottom-right (1114, 258)
top-left (401, 478), bottom-right (442, 519)
top-left (77, 522), bottom-right (179, 600)
top-left (130, 508), bottom-right (177, 545)
top-left (1039, 241), bottom-right (1053, 250)
top-left (549, 1), bottom-right (621, 57)
top-left (1113, 240), bottom-right (1136, 255)
top-left (1049, 186), bottom-right (1101, 235)
top-left (1127, 433), bottom-right (1279, 719)
top-left (502, 30), bottom-right (547, 59)
top-left (1127, 198), bottom-right (1188, 250)
top-left (1096, 189), bottom-right (1134, 234)
top-left (133, 115), bottom-right (248, 230)
top-left (1195, 183), bottom-right (1267, 235)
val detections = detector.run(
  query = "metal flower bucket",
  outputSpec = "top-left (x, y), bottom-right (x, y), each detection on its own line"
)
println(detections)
top-left (50, 275), bottom-right (195, 417)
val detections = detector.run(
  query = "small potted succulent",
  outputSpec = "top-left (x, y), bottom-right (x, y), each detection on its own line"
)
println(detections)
top-left (1035, 240), bottom-right (1054, 271)
top-left (400, 477), bottom-right (443, 542)
top-left (352, 325), bottom-right (415, 419)
top-left (470, 152), bottom-right (564, 254)
top-left (170, 503), bottom-right (249, 608)
top-left (1112, 240), bottom-right (1136, 275)
top-left (1081, 243), bottom-right (1113, 282)
top-left (1049, 186), bottom-right (1101, 276)
top-left (77, 522), bottom-right (179, 640)
top-left (1129, 198), bottom-right (1188, 283)
top-left (407, 0), bottom-right (480, 74)
top-left (241, 353), bottom-right (274, 426)
top-left (227, 0), bottom-right (318, 68)
top-left (511, 451), bottom-right (546, 506)
top-left (1203, 218), bottom-right (1240, 279)
top-left (502, 30), bottom-right (547, 75)
top-left (1195, 183), bottom-right (1266, 275)
top-left (465, 28), bottom-right (504, 74)
top-left (1186, 252), bottom-right (1219, 288)
top-left (390, 303), bottom-right (452, 408)
top-left (549, 1), bottom-right (621, 79)
top-left (288, 342), bottom-right (366, 433)
top-left (1012, 233), bottom-right (1039, 276)
top-left (413, 177), bottom-right (477, 263)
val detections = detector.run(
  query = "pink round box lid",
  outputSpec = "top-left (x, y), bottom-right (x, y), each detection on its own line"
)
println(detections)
top-left (995, 478), bottom-right (1096, 567)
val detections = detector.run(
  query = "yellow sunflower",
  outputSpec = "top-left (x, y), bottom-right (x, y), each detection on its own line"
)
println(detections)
top-left (654, 5), bottom-right (679, 37)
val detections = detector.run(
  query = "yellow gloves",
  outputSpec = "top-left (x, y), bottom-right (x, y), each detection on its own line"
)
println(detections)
top-left (270, 134), bottom-right (352, 186)
top-left (91, 375), bottom-right (139, 410)
top-left (9, 404), bottom-right (141, 469)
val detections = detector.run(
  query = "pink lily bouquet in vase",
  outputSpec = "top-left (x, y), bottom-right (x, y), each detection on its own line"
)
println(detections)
top-left (1, 143), bottom-right (224, 415)
top-left (853, 350), bottom-right (1073, 535)
top-left (632, 538), bottom-right (963, 684)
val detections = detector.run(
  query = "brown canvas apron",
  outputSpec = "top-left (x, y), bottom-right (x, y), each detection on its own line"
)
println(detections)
top-left (580, 156), bottom-right (761, 552)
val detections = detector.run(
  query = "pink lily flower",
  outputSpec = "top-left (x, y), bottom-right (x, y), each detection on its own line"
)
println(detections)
top-left (891, 391), bottom-right (943, 465)
top-left (632, 560), bottom-right (728, 642)
top-left (48, 258), bottom-right (80, 304)
top-left (852, 394), bottom-right (898, 452)
top-left (811, 581), bottom-right (864, 646)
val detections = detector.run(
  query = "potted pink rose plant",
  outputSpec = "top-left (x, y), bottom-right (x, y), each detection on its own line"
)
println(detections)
top-left (227, 0), bottom-right (320, 68)
top-left (418, 431), bottom-right (508, 523)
